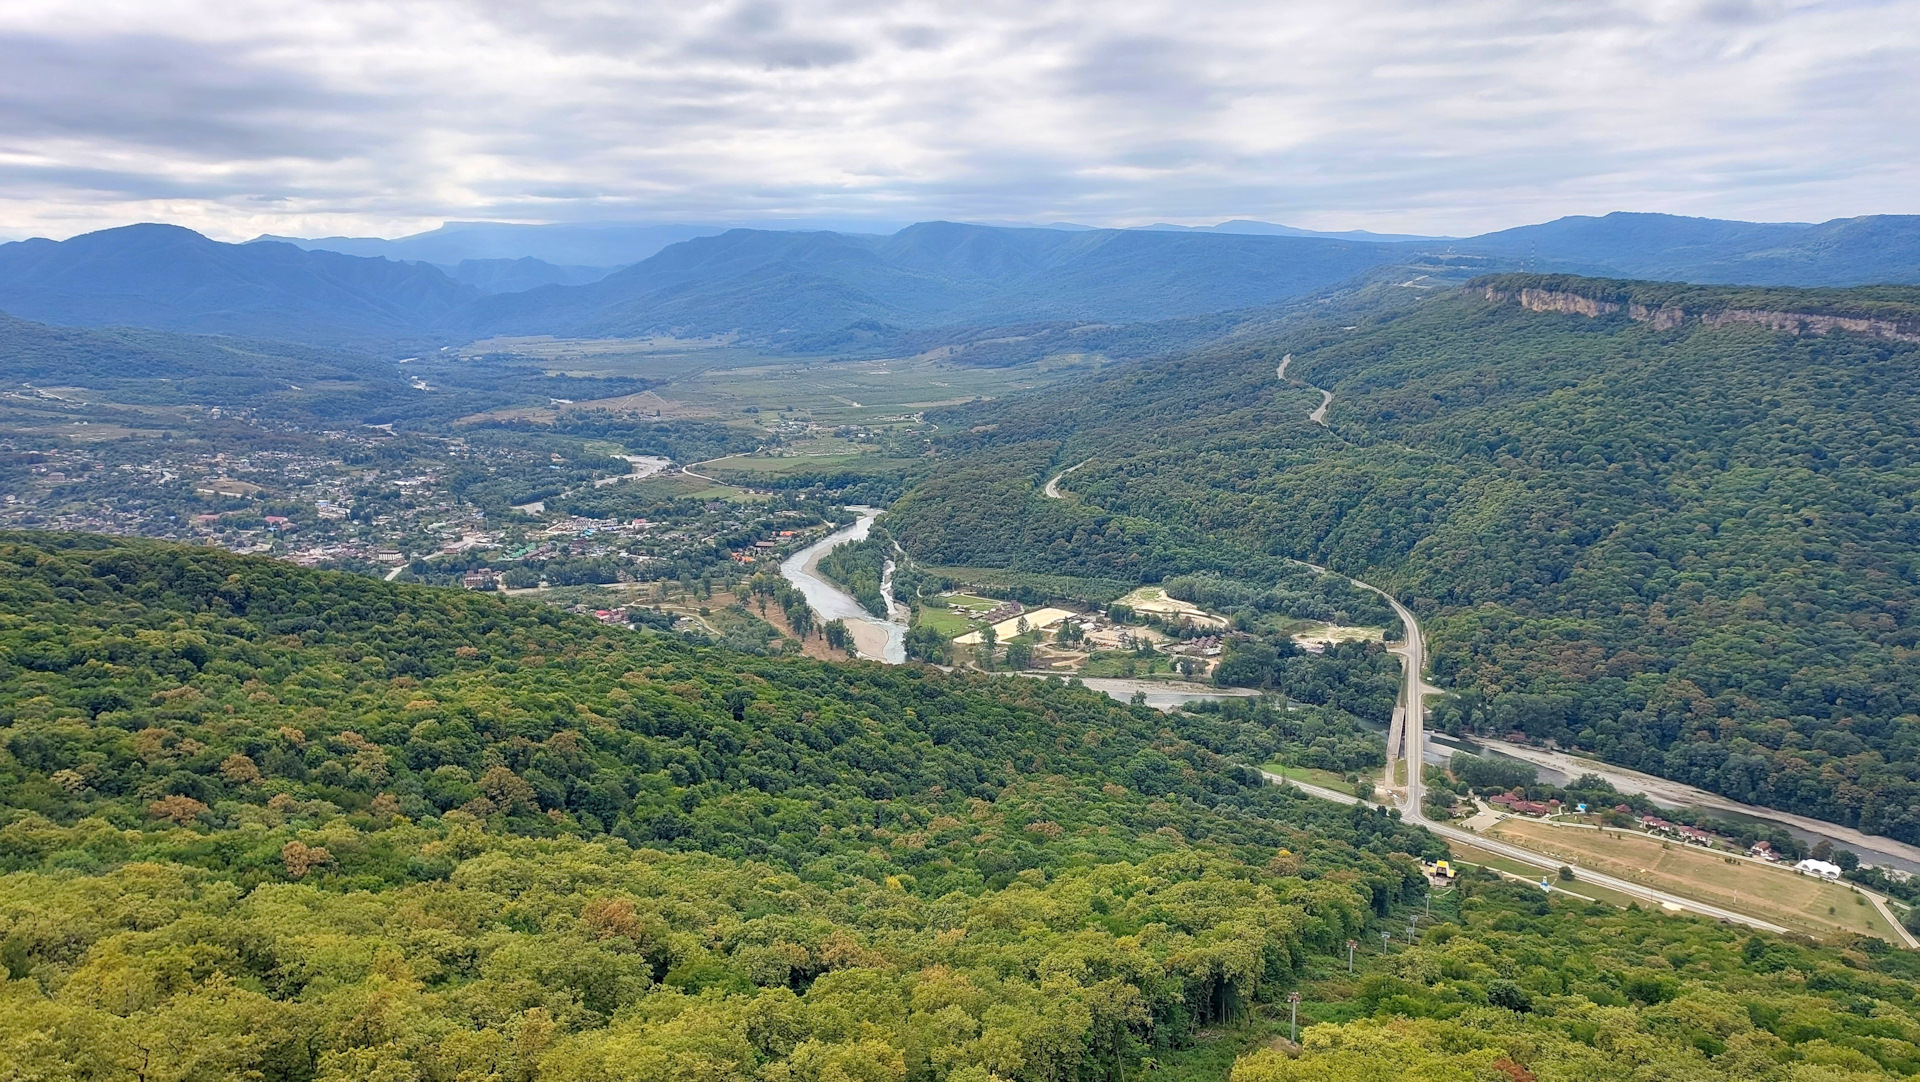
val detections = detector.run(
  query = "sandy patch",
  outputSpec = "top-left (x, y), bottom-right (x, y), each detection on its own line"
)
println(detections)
top-left (1292, 624), bottom-right (1385, 649)
top-left (1115, 587), bottom-right (1228, 628)
top-left (953, 606), bottom-right (1078, 645)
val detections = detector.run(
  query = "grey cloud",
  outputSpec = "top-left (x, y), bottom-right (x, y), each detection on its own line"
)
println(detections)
top-left (0, 0), bottom-right (1912, 239)
top-left (0, 34), bottom-right (383, 160)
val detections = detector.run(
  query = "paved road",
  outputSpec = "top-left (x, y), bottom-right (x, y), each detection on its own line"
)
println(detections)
top-left (1481, 740), bottom-right (1920, 875)
top-left (1275, 351), bottom-right (1332, 425)
top-left (1300, 573), bottom-right (1799, 934)
top-left (1042, 458), bottom-right (1091, 499)
top-left (1260, 763), bottom-right (1790, 933)
top-left (1022, 382), bottom-right (1887, 938)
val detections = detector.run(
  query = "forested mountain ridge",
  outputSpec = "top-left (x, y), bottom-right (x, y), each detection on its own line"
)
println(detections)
top-left (1476, 273), bottom-right (1920, 340)
top-left (0, 224), bottom-right (478, 349)
top-left (458, 222), bottom-right (1401, 344)
top-left (10, 214), bottom-right (1920, 356)
top-left (0, 310), bottom-right (658, 427)
top-left (887, 275), bottom-right (1920, 843)
top-left (1454, 212), bottom-right (1920, 287)
top-left (0, 309), bottom-right (408, 410)
top-left (0, 530), bottom-right (1432, 1079)
top-left (9, 537), bottom-right (1920, 1080)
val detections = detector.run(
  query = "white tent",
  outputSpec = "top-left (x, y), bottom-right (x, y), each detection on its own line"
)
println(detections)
top-left (1794, 858), bottom-right (1843, 880)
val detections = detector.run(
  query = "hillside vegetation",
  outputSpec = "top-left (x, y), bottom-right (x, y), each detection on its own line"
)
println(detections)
top-left (0, 532), bottom-right (1439, 1078)
top-left (4, 535), bottom-right (1920, 1081)
top-left (888, 276), bottom-right (1920, 843)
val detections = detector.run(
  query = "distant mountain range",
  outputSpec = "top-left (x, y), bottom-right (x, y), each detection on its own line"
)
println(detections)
top-left (461, 222), bottom-right (1400, 345)
top-left (1138, 219), bottom-right (1441, 243)
top-left (0, 212), bottom-right (1915, 353)
top-left (1457, 212), bottom-right (1920, 286)
top-left (0, 224), bottom-right (474, 349)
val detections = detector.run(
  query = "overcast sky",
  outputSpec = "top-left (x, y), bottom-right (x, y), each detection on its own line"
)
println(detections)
top-left (1, 0), bottom-right (1915, 241)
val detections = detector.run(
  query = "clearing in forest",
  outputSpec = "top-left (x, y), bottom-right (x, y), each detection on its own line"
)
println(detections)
top-left (1487, 819), bottom-right (1902, 940)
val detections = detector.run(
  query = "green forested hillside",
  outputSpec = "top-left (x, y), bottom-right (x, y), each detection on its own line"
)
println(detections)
top-left (0, 531), bottom-right (1421, 1080)
top-left (3, 534), bottom-right (1920, 1080)
top-left (887, 277), bottom-right (1920, 842)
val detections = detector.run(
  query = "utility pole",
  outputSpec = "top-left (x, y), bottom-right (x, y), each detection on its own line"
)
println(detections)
top-left (1346, 939), bottom-right (1357, 973)
top-left (1288, 991), bottom-right (1301, 1044)
top-left (1381, 930), bottom-right (1391, 954)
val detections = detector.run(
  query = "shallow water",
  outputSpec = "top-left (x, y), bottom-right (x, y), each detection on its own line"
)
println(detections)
top-left (778, 507), bottom-right (907, 663)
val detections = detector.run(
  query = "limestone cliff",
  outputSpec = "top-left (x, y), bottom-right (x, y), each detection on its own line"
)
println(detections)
top-left (1482, 284), bottom-right (1919, 343)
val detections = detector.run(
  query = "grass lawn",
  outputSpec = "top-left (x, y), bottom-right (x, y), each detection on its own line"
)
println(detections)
top-left (1440, 838), bottom-right (1643, 909)
top-left (912, 606), bottom-right (974, 638)
top-left (1262, 763), bottom-right (1359, 796)
top-left (941, 593), bottom-right (999, 609)
top-left (1486, 820), bottom-right (1902, 939)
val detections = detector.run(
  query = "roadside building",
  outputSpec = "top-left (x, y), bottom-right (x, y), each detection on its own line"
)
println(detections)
top-left (1795, 858), bottom-right (1844, 880)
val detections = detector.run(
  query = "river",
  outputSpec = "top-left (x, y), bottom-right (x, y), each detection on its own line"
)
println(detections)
top-left (779, 507), bottom-right (909, 663)
top-left (779, 510), bottom-right (1259, 710)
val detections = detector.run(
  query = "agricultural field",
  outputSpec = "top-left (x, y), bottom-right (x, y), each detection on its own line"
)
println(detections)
top-left (698, 451), bottom-right (924, 479)
top-left (468, 338), bottom-right (1106, 428)
top-left (1439, 838), bottom-right (1648, 910)
top-left (1486, 819), bottom-right (1903, 940)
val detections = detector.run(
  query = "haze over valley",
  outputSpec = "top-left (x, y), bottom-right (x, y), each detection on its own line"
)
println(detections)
top-left (5, 2), bottom-right (1920, 1080)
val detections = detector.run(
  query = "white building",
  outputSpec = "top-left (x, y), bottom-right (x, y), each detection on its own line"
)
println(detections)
top-left (1795, 858), bottom-right (1843, 881)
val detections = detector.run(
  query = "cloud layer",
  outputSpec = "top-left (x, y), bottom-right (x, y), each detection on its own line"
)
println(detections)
top-left (0, 0), bottom-right (1915, 239)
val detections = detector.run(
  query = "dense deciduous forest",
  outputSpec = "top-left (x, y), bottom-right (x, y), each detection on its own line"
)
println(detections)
top-left (2, 535), bottom-right (1919, 1080)
top-left (886, 276), bottom-right (1920, 843)
top-left (0, 532), bottom-right (1430, 1080)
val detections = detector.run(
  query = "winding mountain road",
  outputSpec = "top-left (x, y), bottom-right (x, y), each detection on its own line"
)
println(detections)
top-left (1030, 368), bottom-right (1892, 939)
top-left (1275, 351), bottom-right (1331, 426)
top-left (1307, 574), bottom-right (1798, 933)
top-left (1043, 458), bottom-right (1091, 499)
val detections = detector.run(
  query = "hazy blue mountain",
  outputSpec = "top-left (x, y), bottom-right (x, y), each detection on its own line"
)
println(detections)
top-left (256, 218), bottom-right (916, 266)
top-left (1455, 212), bottom-right (1920, 285)
top-left (433, 257), bottom-right (616, 293)
top-left (256, 221), bottom-right (727, 267)
top-left (11, 214), bottom-right (1919, 356)
top-left (1141, 219), bottom-right (1444, 243)
top-left (0, 223), bottom-right (475, 348)
top-left (460, 221), bottom-right (1400, 342)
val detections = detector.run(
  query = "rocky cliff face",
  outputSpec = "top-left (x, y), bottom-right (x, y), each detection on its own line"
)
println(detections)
top-left (1699, 308), bottom-right (1920, 341)
top-left (1484, 285), bottom-right (1920, 343)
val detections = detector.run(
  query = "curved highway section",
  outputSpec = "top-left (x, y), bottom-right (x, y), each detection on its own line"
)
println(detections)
top-left (1293, 572), bottom-right (1796, 934)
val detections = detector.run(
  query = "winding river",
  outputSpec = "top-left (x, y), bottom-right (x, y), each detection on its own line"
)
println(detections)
top-left (779, 507), bottom-right (909, 663)
top-left (778, 508), bottom-right (1254, 711)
